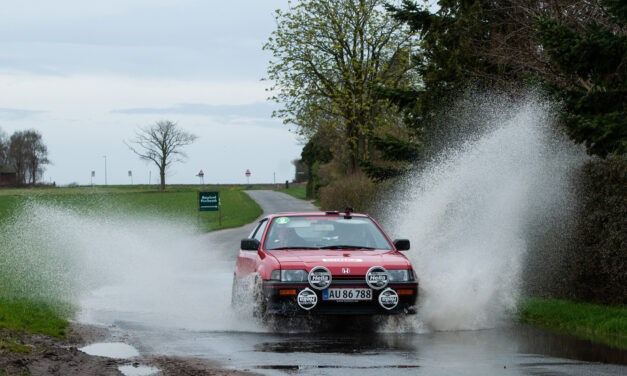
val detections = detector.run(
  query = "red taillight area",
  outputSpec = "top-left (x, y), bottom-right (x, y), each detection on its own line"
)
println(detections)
top-left (395, 289), bottom-right (414, 295)
top-left (279, 289), bottom-right (297, 296)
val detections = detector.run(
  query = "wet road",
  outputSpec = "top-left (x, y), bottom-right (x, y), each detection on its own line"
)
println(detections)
top-left (78, 190), bottom-right (627, 375)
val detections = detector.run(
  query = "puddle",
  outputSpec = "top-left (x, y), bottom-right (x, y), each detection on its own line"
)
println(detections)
top-left (254, 365), bottom-right (420, 370)
top-left (79, 342), bottom-right (140, 359)
top-left (254, 333), bottom-right (415, 354)
top-left (118, 364), bottom-right (160, 376)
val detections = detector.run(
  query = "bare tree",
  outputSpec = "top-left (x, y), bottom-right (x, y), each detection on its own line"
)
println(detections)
top-left (24, 130), bottom-right (50, 185)
top-left (0, 127), bottom-right (7, 166)
top-left (8, 130), bottom-right (49, 185)
top-left (126, 120), bottom-right (197, 191)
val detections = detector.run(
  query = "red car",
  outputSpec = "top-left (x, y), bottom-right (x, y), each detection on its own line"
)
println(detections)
top-left (232, 209), bottom-right (418, 316)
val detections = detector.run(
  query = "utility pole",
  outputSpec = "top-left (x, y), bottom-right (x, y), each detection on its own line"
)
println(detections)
top-left (103, 156), bottom-right (108, 185)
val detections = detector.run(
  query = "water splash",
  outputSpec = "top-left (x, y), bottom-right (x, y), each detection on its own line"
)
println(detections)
top-left (383, 94), bottom-right (587, 331)
top-left (0, 200), bottom-right (264, 332)
top-left (0, 95), bottom-right (587, 335)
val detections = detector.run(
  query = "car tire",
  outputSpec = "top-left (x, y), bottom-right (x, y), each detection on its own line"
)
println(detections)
top-left (252, 274), bottom-right (267, 319)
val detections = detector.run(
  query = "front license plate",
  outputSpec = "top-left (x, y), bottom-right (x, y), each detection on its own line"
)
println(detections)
top-left (323, 288), bottom-right (372, 301)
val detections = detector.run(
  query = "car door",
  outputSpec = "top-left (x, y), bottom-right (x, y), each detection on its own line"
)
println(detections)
top-left (235, 219), bottom-right (268, 278)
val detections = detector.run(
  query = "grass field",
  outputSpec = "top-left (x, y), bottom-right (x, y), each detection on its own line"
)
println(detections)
top-left (0, 298), bottom-right (72, 355)
top-left (0, 185), bottom-right (262, 344)
top-left (0, 298), bottom-right (70, 338)
top-left (518, 297), bottom-right (627, 349)
top-left (275, 186), bottom-right (307, 200)
top-left (273, 186), bottom-right (322, 207)
top-left (0, 185), bottom-right (262, 232)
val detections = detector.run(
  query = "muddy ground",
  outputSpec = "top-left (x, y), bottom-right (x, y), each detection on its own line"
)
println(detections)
top-left (0, 323), bottom-right (257, 376)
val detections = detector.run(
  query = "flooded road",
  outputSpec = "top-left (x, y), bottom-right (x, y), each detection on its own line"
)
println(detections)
top-left (104, 324), bottom-right (627, 375)
top-left (77, 190), bottom-right (627, 375)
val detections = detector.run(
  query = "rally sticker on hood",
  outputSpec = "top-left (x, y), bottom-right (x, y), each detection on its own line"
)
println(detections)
top-left (322, 258), bottom-right (363, 262)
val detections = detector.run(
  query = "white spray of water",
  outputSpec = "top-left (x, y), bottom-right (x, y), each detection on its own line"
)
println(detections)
top-left (0, 201), bottom-right (265, 332)
top-left (0, 97), bottom-right (586, 336)
top-left (383, 96), bottom-right (586, 331)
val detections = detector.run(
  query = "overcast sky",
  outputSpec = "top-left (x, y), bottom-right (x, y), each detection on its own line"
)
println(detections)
top-left (0, 0), bottom-right (302, 185)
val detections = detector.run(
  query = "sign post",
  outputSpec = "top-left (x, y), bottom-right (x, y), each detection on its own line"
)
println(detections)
top-left (197, 170), bottom-right (205, 185)
top-left (198, 191), bottom-right (221, 226)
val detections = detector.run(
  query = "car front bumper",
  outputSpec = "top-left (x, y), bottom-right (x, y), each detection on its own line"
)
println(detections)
top-left (262, 280), bottom-right (418, 315)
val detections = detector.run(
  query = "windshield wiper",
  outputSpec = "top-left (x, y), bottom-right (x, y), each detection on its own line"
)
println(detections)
top-left (318, 245), bottom-right (375, 250)
top-left (269, 246), bottom-right (320, 250)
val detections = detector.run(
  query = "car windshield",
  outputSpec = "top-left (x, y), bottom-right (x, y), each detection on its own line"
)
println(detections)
top-left (263, 215), bottom-right (393, 250)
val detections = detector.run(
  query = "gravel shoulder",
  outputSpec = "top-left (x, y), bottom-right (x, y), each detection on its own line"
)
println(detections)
top-left (1, 323), bottom-right (258, 375)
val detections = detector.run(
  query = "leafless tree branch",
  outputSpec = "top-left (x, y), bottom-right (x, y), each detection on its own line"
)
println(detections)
top-left (126, 120), bottom-right (197, 191)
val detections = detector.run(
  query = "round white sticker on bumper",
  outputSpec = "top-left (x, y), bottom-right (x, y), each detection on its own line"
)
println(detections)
top-left (378, 288), bottom-right (399, 310)
top-left (297, 288), bottom-right (318, 310)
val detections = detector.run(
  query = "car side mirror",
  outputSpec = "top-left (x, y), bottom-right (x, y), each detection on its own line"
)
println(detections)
top-left (241, 238), bottom-right (260, 251)
top-left (393, 239), bottom-right (410, 251)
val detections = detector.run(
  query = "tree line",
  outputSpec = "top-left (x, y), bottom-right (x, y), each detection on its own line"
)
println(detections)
top-left (0, 127), bottom-right (50, 186)
top-left (0, 120), bottom-right (197, 190)
top-left (266, 0), bottom-right (624, 191)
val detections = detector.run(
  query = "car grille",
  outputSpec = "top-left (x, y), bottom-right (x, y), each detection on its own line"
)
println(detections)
top-left (332, 275), bottom-right (365, 280)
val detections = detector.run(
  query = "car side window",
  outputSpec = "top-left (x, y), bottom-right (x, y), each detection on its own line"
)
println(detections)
top-left (248, 220), bottom-right (264, 238)
top-left (252, 219), bottom-right (268, 242)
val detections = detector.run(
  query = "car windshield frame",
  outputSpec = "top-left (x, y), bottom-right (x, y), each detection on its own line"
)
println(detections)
top-left (262, 215), bottom-right (393, 251)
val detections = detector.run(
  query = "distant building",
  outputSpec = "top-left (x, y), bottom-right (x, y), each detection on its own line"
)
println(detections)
top-left (0, 165), bottom-right (17, 186)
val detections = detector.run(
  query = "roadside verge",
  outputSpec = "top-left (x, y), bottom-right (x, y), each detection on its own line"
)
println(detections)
top-left (518, 297), bottom-right (627, 349)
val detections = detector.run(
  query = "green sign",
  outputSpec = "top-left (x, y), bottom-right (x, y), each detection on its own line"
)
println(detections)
top-left (199, 191), bottom-right (219, 211)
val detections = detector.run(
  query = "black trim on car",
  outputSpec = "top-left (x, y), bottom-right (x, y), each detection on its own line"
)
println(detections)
top-left (261, 280), bottom-right (418, 315)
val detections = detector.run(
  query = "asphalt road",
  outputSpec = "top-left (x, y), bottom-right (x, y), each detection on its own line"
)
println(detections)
top-left (78, 190), bottom-right (627, 376)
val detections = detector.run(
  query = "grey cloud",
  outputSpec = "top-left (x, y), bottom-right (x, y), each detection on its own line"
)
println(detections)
top-left (0, 108), bottom-right (45, 121)
top-left (112, 102), bottom-right (277, 118)
top-left (0, 1), bottom-right (287, 79)
top-left (0, 41), bottom-right (269, 80)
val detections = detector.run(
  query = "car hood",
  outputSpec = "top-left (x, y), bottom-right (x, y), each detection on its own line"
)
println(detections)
top-left (265, 248), bottom-right (411, 274)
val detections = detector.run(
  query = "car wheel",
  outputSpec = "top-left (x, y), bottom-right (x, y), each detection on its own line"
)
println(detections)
top-left (252, 274), bottom-right (267, 319)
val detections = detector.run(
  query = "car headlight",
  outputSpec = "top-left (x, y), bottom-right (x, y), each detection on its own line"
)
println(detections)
top-left (281, 269), bottom-right (308, 282)
top-left (388, 269), bottom-right (412, 282)
top-left (270, 269), bottom-right (281, 281)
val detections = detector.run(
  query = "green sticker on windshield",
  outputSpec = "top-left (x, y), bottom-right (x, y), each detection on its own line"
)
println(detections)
top-left (276, 217), bottom-right (290, 225)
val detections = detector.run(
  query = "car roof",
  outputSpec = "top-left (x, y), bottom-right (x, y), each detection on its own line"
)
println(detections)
top-left (264, 211), bottom-right (369, 219)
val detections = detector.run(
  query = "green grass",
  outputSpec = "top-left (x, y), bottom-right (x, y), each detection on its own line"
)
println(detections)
top-left (103, 186), bottom-right (263, 231)
top-left (0, 339), bottom-right (31, 354)
top-left (0, 298), bottom-right (70, 338)
top-left (274, 186), bottom-right (322, 207)
top-left (0, 297), bottom-right (71, 355)
top-left (275, 186), bottom-right (307, 200)
top-left (518, 297), bottom-right (627, 349)
top-left (0, 369), bottom-right (30, 376)
top-left (0, 185), bottom-right (262, 232)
